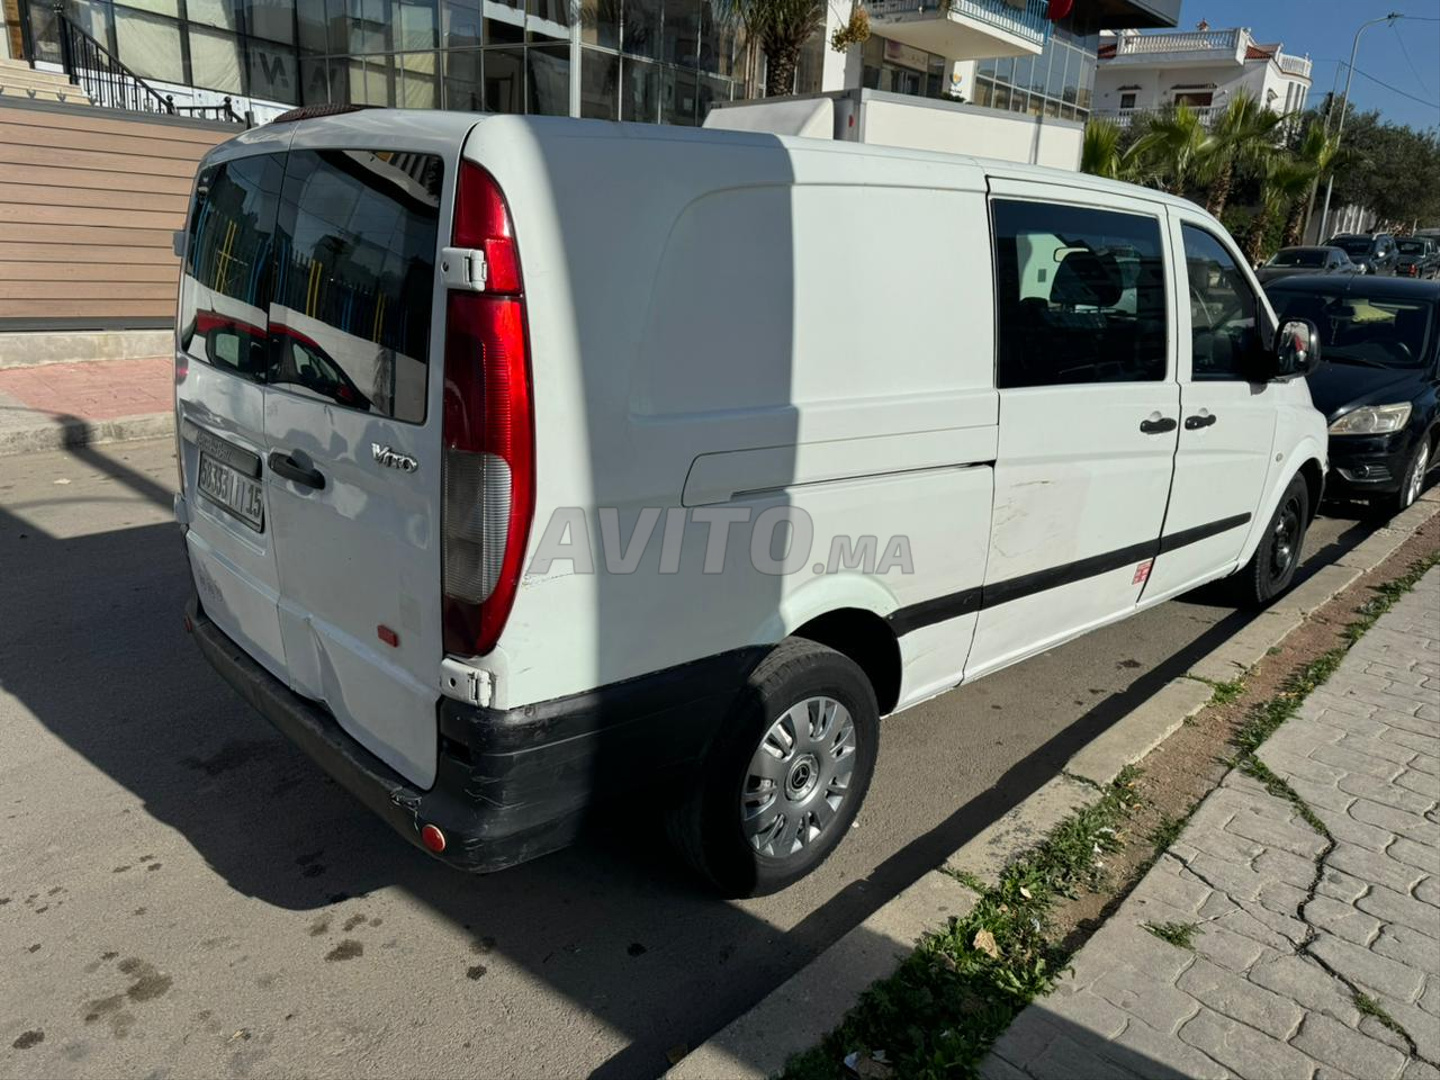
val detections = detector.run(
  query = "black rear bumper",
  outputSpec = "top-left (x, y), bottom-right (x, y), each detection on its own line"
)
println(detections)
top-left (188, 597), bottom-right (761, 872)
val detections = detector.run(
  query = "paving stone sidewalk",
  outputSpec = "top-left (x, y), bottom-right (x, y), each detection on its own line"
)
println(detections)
top-left (0, 356), bottom-right (174, 455)
top-left (984, 567), bottom-right (1440, 1080)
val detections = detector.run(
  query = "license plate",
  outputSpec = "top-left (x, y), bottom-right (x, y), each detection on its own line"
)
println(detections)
top-left (199, 450), bottom-right (265, 531)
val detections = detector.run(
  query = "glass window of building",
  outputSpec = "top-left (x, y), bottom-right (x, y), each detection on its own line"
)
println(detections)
top-left (969, 17), bottom-right (1098, 123)
top-left (18, 0), bottom-right (741, 124)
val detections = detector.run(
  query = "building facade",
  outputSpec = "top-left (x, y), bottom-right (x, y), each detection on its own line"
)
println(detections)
top-left (13, 0), bottom-right (746, 123)
top-left (1092, 24), bottom-right (1312, 128)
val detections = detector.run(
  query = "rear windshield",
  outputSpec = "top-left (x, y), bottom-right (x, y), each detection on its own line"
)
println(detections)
top-left (1331, 238), bottom-right (1373, 256)
top-left (179, 148), bottom-right (443, 424)
top-left (1272, 291), bottom-right (1432, 369)
top-left (1269, 249), bottom-right (1325, 267)
top-left (1397, 240), bottom-right (1426, 255)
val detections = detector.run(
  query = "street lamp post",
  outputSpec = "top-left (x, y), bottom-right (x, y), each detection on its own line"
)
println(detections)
top-left (1317, 12), bottom-right (1402, 243)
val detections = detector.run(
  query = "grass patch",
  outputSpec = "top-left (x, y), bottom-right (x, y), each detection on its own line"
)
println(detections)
top-left (1207, 678), bottom-right (1246, 706)
top-left (1143, 921), bottom-right (1201, 950)
top-left (1148, 814), bottom-right (1185, 853)
top-left (1354, 991), bottom-right (1409, 1038)
top-left (782, 769), bottom-right (1143, 1080)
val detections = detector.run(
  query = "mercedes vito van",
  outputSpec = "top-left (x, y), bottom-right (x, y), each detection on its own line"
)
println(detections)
top-left (176, 108), bottom-right (1327, 896)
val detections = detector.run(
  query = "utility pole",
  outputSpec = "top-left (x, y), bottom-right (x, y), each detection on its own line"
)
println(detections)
top-left (1317, 12), bottom-right (1402, 242)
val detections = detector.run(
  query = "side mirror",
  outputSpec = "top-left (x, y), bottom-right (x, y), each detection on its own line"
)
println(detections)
top-left (1273, 318), bottom-right (1321, 379)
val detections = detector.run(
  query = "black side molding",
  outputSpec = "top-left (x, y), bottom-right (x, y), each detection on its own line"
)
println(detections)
top-left (888, 512), bottom-right (1253, 636)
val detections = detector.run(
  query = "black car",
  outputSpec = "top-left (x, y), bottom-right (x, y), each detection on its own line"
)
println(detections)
top-left (1255, 246), bottom-right (1360, 285)
top-left (1324, 233), bottom-right (1399, 276)
top-left (1395, 237), bottom-right (1440, 280)
top-left (1265, 276), bottom-right (1438, 516)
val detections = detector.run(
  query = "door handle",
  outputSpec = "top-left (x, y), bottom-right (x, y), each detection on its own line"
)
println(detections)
top-left (1185, 413), bottom-right (1218, 430)
top-left (1139, 416), bottom-right (1178, 434)
top-left (268, 451), bottom-right (326, 490)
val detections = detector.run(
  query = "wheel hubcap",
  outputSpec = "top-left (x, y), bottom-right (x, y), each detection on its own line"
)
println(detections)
top-left (742, 696), bottom-right (857, 858)
top-left (1270, 497), bottom-right (1301, 579)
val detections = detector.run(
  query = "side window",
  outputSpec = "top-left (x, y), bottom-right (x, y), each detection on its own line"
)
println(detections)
top-left (993, 199), bottom-right (1167, 389)
top-left (178, 153), bottom-right (285, 382)
top-left (1181, 224), bottom-right (1260, 381)
top-left (270, 149), bottom-right (443, 423)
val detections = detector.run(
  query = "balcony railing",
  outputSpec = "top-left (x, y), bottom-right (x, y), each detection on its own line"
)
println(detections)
top-left (1098, 105), bottom-right (1223, 129)
top-left (868, 0), bottom-right (1050, 49)
top-left (1112, 28), bottom-right (1242, 56)
top-left (1276, 53), bottom-right (1312, 78)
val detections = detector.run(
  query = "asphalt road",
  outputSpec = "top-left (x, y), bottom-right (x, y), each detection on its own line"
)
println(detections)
top-left (0, 438), bottom-right (1395, 1079)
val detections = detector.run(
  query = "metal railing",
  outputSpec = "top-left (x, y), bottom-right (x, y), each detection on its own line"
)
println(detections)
top-left (868, 0), bottom-right (1050, 47)
top-left (1098, 104), bottom-right (1224, 129)
top-left (54, 8), bottom-right (177, 117)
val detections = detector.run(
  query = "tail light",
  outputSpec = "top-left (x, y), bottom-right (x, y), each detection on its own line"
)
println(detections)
top-left (441, 162), bottom-right (535, 657)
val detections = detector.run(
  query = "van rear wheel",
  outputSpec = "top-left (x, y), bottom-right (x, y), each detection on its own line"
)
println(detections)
top-left (1234, 473), bottom-right (1309, 607)
top-left (669, 638), bottom-right (879, 897)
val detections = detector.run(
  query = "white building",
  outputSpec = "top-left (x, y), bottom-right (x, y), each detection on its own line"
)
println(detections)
top-left (708, 0), bottom-right (1181, 168)
top-left (1092, 25), bottom-right (1312, 128)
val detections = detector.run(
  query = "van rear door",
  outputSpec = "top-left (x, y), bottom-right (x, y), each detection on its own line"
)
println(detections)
top-left (176, 141), bottom-right (291, 680)
top-left (261, 139), bottom-right (454, 789)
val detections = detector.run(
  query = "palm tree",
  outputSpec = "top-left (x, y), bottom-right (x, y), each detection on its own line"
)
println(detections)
top-left (1203, 93), bottom-right (1286, 219)
top-left (1080, 118), bottom-right (1150, 183)
top-left (1248, 158), bottom-right (1314, 264)
top-left (1132, 104), bottom-right (1215, 196)
top-left (1291, 123), bottom-right (1344, 245)
top-left (724, 0), bottom-right (826, 99)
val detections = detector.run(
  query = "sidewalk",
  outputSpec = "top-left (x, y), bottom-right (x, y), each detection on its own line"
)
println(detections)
top-left (986, 568), bottom-right (1440, 1080)
top-left (0, 356), bottom-right (174, 455)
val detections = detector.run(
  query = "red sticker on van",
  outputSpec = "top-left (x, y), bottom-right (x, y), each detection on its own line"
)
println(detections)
top-left (1133, 560), bottom-right (1153, 585)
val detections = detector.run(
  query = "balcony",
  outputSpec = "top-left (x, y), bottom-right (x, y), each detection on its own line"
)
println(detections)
top-left (1276, 52), bottom-right (1313, 79)
top-left (1103, 27), bottom-right (1246, 67)
top-left (1096, 104), bottom-right (1223, 129)
top-left (868, 0), bottom-right (1049, 61)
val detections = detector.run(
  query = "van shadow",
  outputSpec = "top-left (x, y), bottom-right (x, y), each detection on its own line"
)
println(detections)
top-left (0, 446), bottom-right (1253, 1080)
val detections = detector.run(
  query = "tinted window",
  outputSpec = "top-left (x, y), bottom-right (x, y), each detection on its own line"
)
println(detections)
top-left (179, 152), bottom-right (285, 382)
top-left (1332, 237), bottom-right (1373, 257)
top-left (1182, 225), bottom-right (1260, 381)
top-left (270, 149), bottom-right (443, 423)
top-left (1270, 249), bottom-right (1325, 267)
top-left (993, 200), bottom-right (1167, 389)
top-left (1397, 240), bottom-right (1426, 255)
top-left (1271, 291), bottom-right (1432, 370)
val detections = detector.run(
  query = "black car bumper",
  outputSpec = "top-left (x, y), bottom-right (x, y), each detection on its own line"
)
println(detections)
top-left (1326, 431), bottom-right (1415, 497)
top-left (187, 596), bottom-right (760, 872)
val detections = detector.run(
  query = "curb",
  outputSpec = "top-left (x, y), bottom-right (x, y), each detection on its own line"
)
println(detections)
top-left (0, 413), bottom-right (174, 457)
top-left (665, 491), bottom-right (1440, 1080)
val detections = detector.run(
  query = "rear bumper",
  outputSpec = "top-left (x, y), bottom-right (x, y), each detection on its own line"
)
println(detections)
top-left (187, 596), bottom-right (760, 872)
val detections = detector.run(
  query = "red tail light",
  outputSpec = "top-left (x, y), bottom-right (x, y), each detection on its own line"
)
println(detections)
top-left (441, 163), bottom-right (535, 657)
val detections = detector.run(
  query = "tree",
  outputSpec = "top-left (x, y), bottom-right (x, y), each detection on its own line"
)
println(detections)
top-left (1203, 93), bottom-right (1285, 219)
top-left (1248, 158), bottom-right (1313, 264)
top-left (1079, 118), bottom-right (1150, 182)
top-left (1289, 122), bottom-right (1342, 245)
top-left (726, 0), bottom-right (826, 99)
top-left (1131, 105), bottom-right (1215, 196)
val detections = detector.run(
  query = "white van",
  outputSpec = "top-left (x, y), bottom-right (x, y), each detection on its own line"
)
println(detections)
top-left (176, 108), bottom-right (1327, 896)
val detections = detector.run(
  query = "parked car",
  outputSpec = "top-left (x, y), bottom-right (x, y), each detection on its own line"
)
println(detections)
top-left (1324, 232), bottom-right (1399, 276)
top-left (1256, 246), bottom-right (1360, 284)
top-left (1395, 237), bottom-right (1440, 280)
top-left (1265, 276), bottom-right (1439, 516)
top-left (175, 109), bottom-right (1328, 896)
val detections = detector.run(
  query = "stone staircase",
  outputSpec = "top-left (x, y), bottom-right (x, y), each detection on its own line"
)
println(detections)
top-left (0, 56), bottom-right (92, 106)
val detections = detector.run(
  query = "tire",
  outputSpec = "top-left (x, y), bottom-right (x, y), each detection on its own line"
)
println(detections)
top-left (1234, 472), bottom-right (1310, 607)
top-left (668, 638), bottom-right (879, 898)
top-left (1378, 436), bottom-right (1432, 519)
